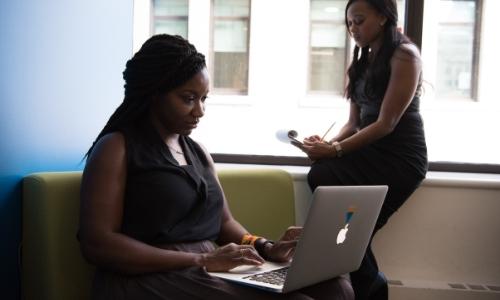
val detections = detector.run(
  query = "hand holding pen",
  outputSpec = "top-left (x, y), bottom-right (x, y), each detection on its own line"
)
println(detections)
top-left (320, 121), bottom-right (336, 142)
top-left (301, 121), bottom-right (337, 160)
top-left (303, 121), bottom-right (336, 144)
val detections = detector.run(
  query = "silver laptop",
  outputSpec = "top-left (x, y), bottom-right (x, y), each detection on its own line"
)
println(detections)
top-left (209, 185), bottom-right (388, 293)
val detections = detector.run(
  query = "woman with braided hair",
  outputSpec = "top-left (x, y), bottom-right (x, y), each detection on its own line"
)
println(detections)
top-left (79, 34), bottom-right (354, 300)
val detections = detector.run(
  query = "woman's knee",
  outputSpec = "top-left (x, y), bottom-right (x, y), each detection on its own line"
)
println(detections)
top-left (307, 163), bottom-right (335, 190)
top-left (334, 277), bottom-right (355, 300)
top-left (307, 166), bottom-right (321, 191)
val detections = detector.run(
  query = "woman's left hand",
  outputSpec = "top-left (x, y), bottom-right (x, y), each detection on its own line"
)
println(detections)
top-left (301, 140), bottom-right (335, 161)
top-left (263, 226), bottom-right (302, 262)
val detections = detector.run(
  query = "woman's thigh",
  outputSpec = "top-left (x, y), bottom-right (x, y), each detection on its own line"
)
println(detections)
top-left (93, 268), bottom-right (354, 300)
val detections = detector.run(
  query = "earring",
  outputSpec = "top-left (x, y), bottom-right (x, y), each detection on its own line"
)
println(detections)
top-left (380, 22), bottom-right (385, 27)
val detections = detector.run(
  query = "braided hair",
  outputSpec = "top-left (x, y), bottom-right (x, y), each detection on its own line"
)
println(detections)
top-left (85, 34), bottom-right (206, 158)
top-left (344, 0), bottom-right (412, 101)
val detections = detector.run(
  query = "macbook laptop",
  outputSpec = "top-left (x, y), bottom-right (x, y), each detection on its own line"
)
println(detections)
top-left (209, 185), bottom-right (388, 293)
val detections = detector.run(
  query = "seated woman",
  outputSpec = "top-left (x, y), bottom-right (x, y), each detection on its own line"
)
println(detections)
top-left (301, 1), bottom-right (427, 299)
top-left (78, 34), bottom-right (354, 300)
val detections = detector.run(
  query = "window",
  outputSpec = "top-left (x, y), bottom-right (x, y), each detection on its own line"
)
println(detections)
top-left (435, 0), bottom-right (481, 100)
top-left (419, 0), bottom-right (500, 166)
top-left (210, 0), bottom-right (250, 93)
top-left (309, 0), bottom-right (347, 94)
top-left (422, 0), bottom-right (482, 101)
top-left (152, 0), bottom-right (189, 38)
top-left (134, 0), bottom-right (500, 169)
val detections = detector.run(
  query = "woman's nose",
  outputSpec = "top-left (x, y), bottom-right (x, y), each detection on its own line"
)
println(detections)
top-left (192, 100), bottom-right (205, 118)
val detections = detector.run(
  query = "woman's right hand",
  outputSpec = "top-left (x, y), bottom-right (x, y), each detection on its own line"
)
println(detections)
top-left (201, 243), bottom-right (264, 272)
top-left (304, 135), bottom-right (322, 143)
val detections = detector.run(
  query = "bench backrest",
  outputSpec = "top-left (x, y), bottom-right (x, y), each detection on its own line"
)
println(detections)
top-left (22, 169), bottom-right (295, 300)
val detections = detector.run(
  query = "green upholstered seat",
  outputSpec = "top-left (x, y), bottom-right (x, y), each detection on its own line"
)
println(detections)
top-left (22, 172), bottom-right (94, 300)
top-left (22, 168), bottom-right (295, 300)
top-left (217, 169), bottom-right (295, 240)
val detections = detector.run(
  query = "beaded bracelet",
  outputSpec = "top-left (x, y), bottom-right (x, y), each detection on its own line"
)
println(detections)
top-left (240, 233), bottom-right (261, 245)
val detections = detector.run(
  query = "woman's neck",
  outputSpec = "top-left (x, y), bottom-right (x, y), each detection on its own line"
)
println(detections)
top-left (149, 116), bottom-right (180, 146)
top-left (368, 33), bottom-right (384, 63)
top-left (165, 134), bottom-right (181, 147)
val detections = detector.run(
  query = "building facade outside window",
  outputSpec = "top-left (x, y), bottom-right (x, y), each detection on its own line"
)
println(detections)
top-left (211, 0), bottom-right (251, 93)
top-left (308, 0), bottom-right (347, 94)
top-left (434, 0), bottom-right (481, 100)
top-left (308, 0), bottom-right (404, 95)
top-left (420, 0), bottom-right (499, 165)
top-left (152, 0), bottom-right (189, 38)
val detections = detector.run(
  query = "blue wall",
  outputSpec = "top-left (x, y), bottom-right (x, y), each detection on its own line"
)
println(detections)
top-left (0, 1), bottom-right (133, 298)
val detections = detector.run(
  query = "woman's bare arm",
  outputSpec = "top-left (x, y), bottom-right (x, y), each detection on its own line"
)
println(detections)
top-left (338, 44), bottom-right (421, 152)
top-left (303, 44), bottom-right (421, 159)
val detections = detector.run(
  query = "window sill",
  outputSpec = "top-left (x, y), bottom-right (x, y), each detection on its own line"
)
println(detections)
top-left (215, 163), bottom-right (500, 189)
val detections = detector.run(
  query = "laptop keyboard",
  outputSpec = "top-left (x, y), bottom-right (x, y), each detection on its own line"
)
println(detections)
top-left (242, 267), bottom-right (289, 286)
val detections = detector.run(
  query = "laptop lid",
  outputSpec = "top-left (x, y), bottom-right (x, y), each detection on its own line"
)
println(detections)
top-left (209, 185), bottom-right (388, 293)
top-left (283, 185), bottom-right (387, 292)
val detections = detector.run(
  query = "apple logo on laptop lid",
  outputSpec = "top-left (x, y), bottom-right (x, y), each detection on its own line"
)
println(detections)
top-left (336, 206), bottom-right (356, 244)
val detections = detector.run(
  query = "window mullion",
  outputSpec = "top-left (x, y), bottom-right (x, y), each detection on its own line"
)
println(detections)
top-left (404, 0), bottom-right (424, 49)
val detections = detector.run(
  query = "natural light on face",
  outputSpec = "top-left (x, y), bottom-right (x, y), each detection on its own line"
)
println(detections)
top-left (134, 0), bottom-right (500, 165)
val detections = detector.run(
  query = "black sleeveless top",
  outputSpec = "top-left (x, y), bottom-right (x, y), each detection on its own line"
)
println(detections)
top-left (352, 75), bottom-right (428, 178)
top-left (353, 74), bottom-right (423, 122)
top-left (119, 121), bottom-right (223, 245)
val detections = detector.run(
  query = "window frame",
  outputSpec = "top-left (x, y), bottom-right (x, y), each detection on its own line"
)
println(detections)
top-left (211, 154), bottom-right (500, 174)
top-left (471, 0), bottom-right (484, 100)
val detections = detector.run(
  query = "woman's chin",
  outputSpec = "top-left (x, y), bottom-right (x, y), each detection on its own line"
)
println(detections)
top-left (180, 128), bottom-right (194, 136)
top-left (355, 41), bottom-right (367, 48)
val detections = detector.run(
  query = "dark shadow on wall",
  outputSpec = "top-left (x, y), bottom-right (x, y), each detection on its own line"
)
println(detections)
top-left (0, 175), bottom-right (22, 300)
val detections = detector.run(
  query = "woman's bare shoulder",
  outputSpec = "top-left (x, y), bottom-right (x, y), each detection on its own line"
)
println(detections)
top-left (86, 132), bottom-right (126, 166)
top-left (393, 43), bottom-right (421, 61)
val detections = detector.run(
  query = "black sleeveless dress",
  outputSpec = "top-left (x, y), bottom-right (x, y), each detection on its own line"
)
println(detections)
top-left (91, 120), bottom-right (353, 300)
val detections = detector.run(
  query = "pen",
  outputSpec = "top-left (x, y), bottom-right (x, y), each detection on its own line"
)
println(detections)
top-left (320, 121), bottom-right (336, 142)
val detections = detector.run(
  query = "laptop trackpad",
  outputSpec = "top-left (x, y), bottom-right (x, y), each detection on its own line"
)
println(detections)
top-left (209, 261), bottom-right (289, 279)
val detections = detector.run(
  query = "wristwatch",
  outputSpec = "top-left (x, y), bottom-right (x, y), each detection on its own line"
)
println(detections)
top-left (254, 239), bottom-right (274, 260)
top-left (332, 141), bottom-right (344, 158)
